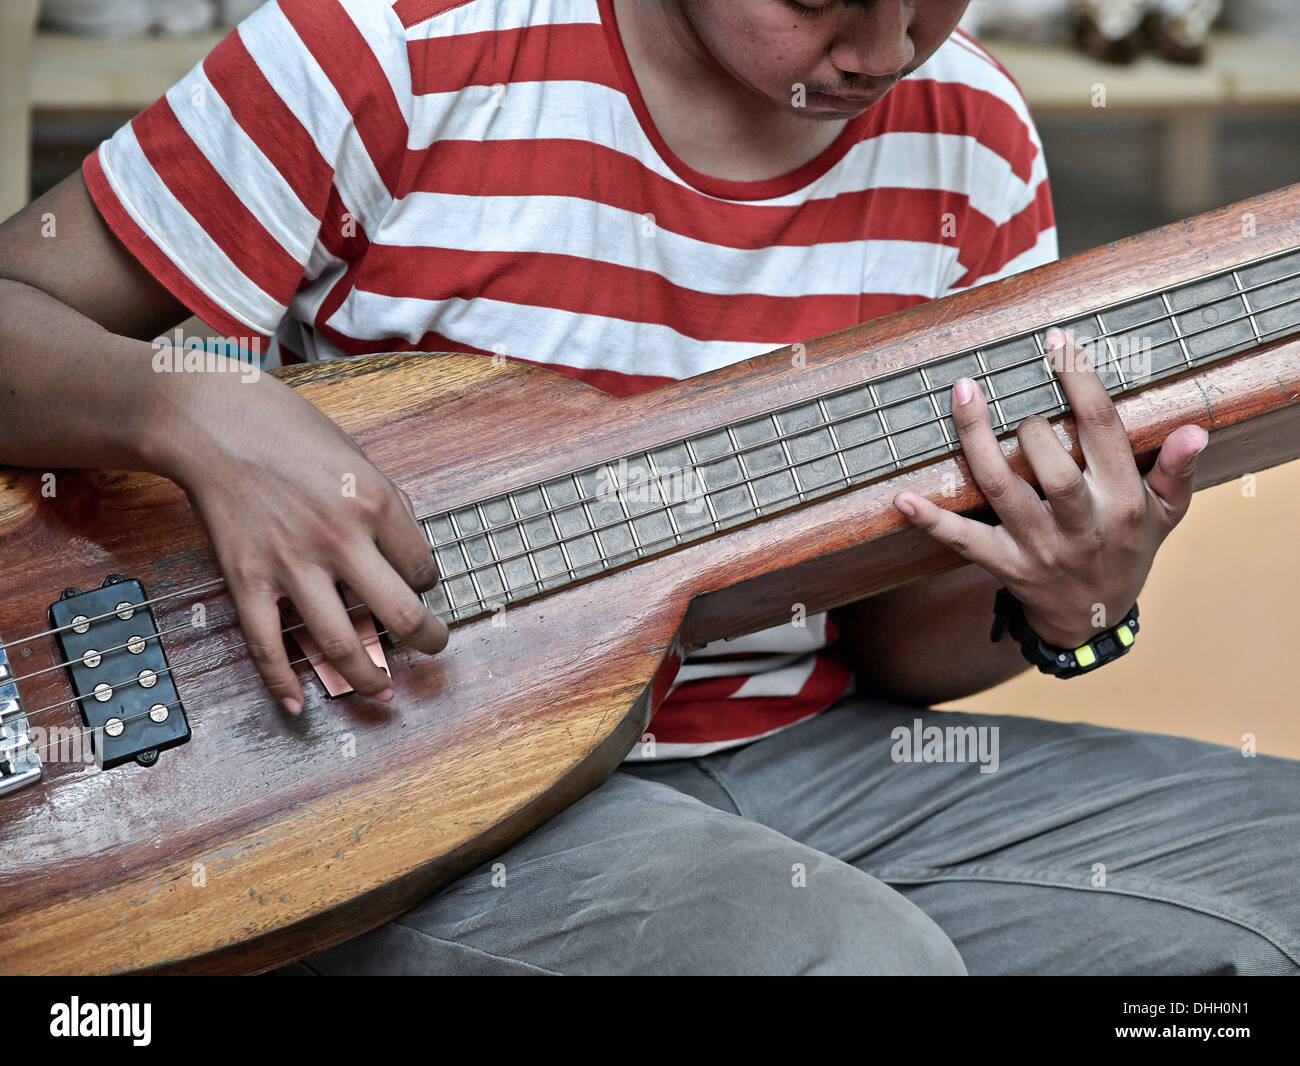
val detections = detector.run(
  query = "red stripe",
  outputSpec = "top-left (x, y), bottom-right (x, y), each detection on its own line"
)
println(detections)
top-left (82, 150), bottom-right (271, 341)
top-left (408, 22), bottom-right (617, 95)
top-left (881, 78), bottom-right (1038, 185)
top-left (651, 655), bottom-right (854, 744)
top-left (205, 27), bottom-right (369, 265)
top-left (278, 0), bottom-right (409, 197)
top-left (203, 28), bottom-right (331, 221)
top-left (394, 0), bottom-right (474, 30)
top-left (404, 138), bottom-right (1000, 256)
top-left (952, 178), bottom-right (1054, 288)
top-left (128, 97), bottom-right (303, 306)
top-left (355, 244), bottom-right (926, 343)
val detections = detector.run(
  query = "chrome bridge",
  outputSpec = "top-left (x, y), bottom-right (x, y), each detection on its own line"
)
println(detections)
top-left (0, 645), bottom-right (40, 796)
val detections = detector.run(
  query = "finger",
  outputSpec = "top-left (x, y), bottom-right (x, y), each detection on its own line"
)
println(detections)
top-left (1015, 415), bottom-right (1094, 534)
top-left (1143, 423), bottom-right (1208, 528)
top-left (338, 544), bottom-right (450, 656)
top-left (947, 374), bottom-right (1052, 537)
top-left (376, 488), bottom-right (440, 593)
top-left (285, 568), bottom-right (395, 699)
top-left (1045, 327), bottom-right (1144, 491)
top-left (893, 490), bottom-right (1018, 576)
top-left (225, 578), bottom-right (304, 714)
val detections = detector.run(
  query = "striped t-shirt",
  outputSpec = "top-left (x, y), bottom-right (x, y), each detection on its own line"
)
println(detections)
top-left (84, 0), bottom-right (1058, 760)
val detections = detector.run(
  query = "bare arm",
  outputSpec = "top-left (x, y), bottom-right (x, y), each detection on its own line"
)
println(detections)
top-left (0, 173), bottom-right (448, 712)
top-left (831, 563), bottom-right (1033, 707)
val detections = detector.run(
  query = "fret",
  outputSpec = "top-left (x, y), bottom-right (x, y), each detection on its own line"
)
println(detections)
top-left (724, 424), bottom-right (764, 517)
top-left (682, 437), bottom-right (722, 530)
top-left (608, 459), bottom-right (645, 560)
top-left (918, 363), bottom-right (953, 449)
top-left (537, 481), bottom-right (580, 582)
top-left (1233, 269), bottom-right (1263, 345)
top-left (643, 449), bottom-right (685, 546)
top-left (769, 413), bottom-right (805, 502)
top-left (1031, 330), bottom-right (1070, 414)
top-left (816, 397), bottom-right (853, 487)
top-left (505, 491), bottom-right (547, 596)
top-left (971, 347), bottom-right (1009, 434)
top-left (1090, 312), bottom-right (1126, 394)
top-left (1160, 290), bottom-right (1196, 370)
top-left (451, 508), bottom-right (495, 618)
top-left (865, 381), bottom-right (902, 472)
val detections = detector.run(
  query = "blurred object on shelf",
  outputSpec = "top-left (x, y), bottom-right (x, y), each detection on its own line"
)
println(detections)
top-left (958, 0), bottom-right (1074, 45)
top-left (1076, 0), bottom-right (1222, 64)
top-left (219, 0), bottom-right (260, 25)
top-left (963, 0), bottom-right (1227, 64)
top-left (39, 0), bottom-right (215, 38)
top-left (1223, 0), bottom-right (1300, 37)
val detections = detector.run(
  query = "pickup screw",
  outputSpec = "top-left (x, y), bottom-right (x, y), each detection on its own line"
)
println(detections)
top-left (61, 587), bottom-right (82, 600)
top-left (102, 574), bottom-right (125, 587)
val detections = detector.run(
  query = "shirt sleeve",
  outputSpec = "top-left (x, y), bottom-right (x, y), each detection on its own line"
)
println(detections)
top-left (81, 0), bottom-right (413, 341)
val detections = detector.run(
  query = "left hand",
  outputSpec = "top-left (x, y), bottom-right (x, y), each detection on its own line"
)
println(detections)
top-left (892, 327), bottom-right (1210, 649)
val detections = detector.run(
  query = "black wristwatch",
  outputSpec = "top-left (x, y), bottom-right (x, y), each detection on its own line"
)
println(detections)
top-left (990, 587), bottom-right (1139, 679)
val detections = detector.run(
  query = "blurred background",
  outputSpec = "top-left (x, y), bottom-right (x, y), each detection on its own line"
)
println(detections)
top-left (1, 0), bottom-right (1298, 754)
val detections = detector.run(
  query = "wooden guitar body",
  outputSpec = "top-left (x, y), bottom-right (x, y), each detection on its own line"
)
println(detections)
top-left (1, 185), bottom-right (1298, 973)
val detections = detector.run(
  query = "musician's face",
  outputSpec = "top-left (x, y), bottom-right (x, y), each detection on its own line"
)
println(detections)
top-left (679, 0), bottom-right (970, 119)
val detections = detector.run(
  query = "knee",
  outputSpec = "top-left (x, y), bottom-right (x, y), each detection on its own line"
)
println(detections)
top-left (630, 818), bottom-right (966, 975)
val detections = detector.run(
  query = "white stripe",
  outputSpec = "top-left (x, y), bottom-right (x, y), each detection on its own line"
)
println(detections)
top-left (668, 652), bottom-right (809, 692)
top-left (949, 222), bottom-right (1058, 294)
top-left (163, 67), bottom-right (323, 268)
top-left (405, 0), bottom-right (600, 40)
top-left (381, 192), bottom-right (960, 298)
top-left (242, 1), bottom-right (391, 228)
top-left (96, 133), bottom-right (285, 333)
top-left (409, 77), bottom-right (1032, 220)
top-left (337, 0), bottom-right (413, 125)
top-left (324, 289), bottom-right (773, 377)
top-left (728, 655), bottom-right (819, 700)
top-left (689, 613), bottom-right (830, 658)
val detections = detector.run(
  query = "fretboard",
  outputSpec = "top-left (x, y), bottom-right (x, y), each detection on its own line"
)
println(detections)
top-left (421, 245), bottom-right (1300, 625)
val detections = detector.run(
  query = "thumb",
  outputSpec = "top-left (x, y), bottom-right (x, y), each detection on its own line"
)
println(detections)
top-left (1144, 424), bottom-right (1208, 525)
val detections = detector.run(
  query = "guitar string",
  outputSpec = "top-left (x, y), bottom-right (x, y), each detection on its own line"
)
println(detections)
top-left (412, 276), bottom-right (1300, 562)
top-left (22, 625), bottom-right (395, 763)
top-left (15, 598), bottom-right (376, 723)
top-left (4, 274), bottom-right (1299, 688)
top-left (413, 300), bottom-right (1300, 614)
top-left (13, 301), bottom-right (1299, 721)
top-left (7, 263), bottom-right (1298, 654)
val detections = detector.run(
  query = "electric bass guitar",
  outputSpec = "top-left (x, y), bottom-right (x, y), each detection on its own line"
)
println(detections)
top-left (1, 185), bottom-right (1298, 974)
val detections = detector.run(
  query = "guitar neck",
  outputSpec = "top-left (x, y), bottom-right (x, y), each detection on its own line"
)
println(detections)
top-left (416, 186), bottom-right (1300, 632)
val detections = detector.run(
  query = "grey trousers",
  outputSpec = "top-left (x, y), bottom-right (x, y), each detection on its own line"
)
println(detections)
top-left (280, 697), bottom-right (1300, 975)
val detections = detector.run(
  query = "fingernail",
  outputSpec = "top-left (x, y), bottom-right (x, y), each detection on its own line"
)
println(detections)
top-left (375, 688), bottom-right (394, 702)
top-left (1191, 427), bottom-right (1210, 456)
top-left (895, 496), bottom-right (916, 517)
top-left (954, 379), bottom-right (973, 406)
top-left (1045, 327), bottom-right (1065, 349)
top-left (281, 697), bottom-right (301, 716)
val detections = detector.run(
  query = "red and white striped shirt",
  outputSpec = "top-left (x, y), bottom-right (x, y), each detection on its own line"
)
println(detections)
top-left (84, 0), bottom-right (1057, 760)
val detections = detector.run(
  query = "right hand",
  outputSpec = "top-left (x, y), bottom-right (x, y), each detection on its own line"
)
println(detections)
top-left (152, 365), bottom-right (449, 714)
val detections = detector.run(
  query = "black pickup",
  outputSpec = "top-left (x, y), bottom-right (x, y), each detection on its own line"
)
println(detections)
top-left (49, 577), bottom-right (190, 769)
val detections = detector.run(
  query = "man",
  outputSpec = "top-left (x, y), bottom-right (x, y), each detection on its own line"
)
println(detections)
top-left (0, 0), bottom-right (1295, 975)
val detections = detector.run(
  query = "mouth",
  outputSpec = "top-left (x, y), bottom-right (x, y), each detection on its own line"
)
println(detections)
top-left (807, 88), bottom-right (888, 112)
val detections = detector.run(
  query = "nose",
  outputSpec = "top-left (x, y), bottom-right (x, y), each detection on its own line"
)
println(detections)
top-left (828, 0), bottom-right (916, 80)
